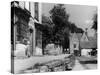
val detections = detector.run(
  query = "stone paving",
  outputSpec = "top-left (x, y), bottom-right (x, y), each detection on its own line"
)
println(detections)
top-left (13, 55), bottom-right (97, 74)
top-left (72, 59), bottom-right (86, 70)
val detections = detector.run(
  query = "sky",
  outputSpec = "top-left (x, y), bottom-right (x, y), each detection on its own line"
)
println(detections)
top-left (42, 3), bottom-right (97, 31)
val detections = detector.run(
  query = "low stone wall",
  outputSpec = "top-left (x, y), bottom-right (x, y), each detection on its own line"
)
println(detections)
top-left (22, 54), bottom-right (75, 73)
top-left (14, 54), bottom-right (71, 73)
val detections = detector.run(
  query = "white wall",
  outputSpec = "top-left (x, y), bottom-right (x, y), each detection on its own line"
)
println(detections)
top-left (19, 1), bottom-right (25, 9)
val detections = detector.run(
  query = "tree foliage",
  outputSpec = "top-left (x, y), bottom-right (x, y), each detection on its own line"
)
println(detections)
top-left (42, 4), bottom-right (83, 49)
top-left (92, 13), bottom-right (97, 30)
top-left (42, 15), bottom-right (54, 48)
top-left (49, 4), bottom-right (70, 48)
top-left (50, 4), bottom-right (70, 34)
top-left (70, 23), bottom-right (83, 33)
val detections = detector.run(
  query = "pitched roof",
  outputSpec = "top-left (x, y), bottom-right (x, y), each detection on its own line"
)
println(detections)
top-left (70, 33), bottom-right (79, 41)
top-left (80, 32), bottom-right (97, 49)
top-left (80, 32), bottom-right (89, 42)
top-left (70, 32), bottom-right (97, 49)
top-left (76, 33), bottom-right (82, 40)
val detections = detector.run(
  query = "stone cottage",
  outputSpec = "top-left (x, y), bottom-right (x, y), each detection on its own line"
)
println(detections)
top-left (69, 30), bottom-right (97, 56)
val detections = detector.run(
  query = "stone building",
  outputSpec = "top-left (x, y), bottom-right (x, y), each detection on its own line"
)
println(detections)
top-left (11, 1), bottom-right (43, 56)
top-left (69, 33), bottom-right (82, 56)
top-left (80, 30), bottom-right (97, 56)
top-left (69, 30), bottom-right (97, 56)
top-left (11, 1), bottom-right (31, 50)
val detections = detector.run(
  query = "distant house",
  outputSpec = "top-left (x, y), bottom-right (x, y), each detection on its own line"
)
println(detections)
top-left (80, 31), bottom-right (97, 49)
top-left (69, 30), bottom-right (97, 56)
top-left (70, 33), bottom-right (82, 54)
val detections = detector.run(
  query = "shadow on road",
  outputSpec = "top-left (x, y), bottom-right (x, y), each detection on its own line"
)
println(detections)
top-left (79, 60), bottom-right (97, 64)
top-left (77, 56), bottom-right (97, 64)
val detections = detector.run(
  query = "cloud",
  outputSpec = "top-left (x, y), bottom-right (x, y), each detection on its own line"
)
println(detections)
top-left (85, 20), bottom-right (93, 28)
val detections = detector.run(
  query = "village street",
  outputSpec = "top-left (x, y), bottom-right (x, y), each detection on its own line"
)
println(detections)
top-left (14, 54), bottom-right (71, 73)
top-left (13, 54), bottom-right (97, 73)
top-left (11, 1), bottom-right (97, 74)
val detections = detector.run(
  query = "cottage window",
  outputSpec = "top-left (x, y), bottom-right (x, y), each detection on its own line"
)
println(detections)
top-left (74, 44), bottom-right (76, 48)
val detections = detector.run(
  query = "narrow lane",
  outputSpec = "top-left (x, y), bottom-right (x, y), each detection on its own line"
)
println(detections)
top-left (77, 56), bottom-right (97, 70)
top-left (72, 59), bottom-right (86, 70)
top-left (72, 57), bottom-right (97, 70)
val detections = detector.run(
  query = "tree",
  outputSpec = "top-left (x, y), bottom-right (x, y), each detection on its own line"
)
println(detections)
top-left (69, 23), bottom-right (76, 33)
top-left (41, 4), bottom-right (83, 50)
top-left (92, 13), bottom-right (97, 31)
top-left (50, 4), bottom-right (70, 33)
top-left (41, 15), bottom-right (54, 48)
top-left (75, 28), bottom-right (84, 33)
top-left (49, 4), bottom-right (70, 49)
top-left (70, 23), bottom-right (83, 33)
